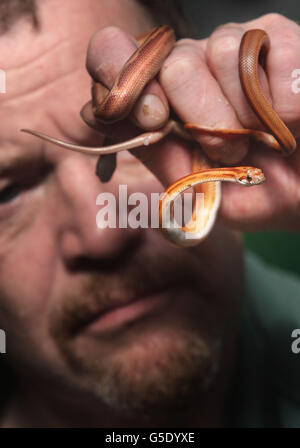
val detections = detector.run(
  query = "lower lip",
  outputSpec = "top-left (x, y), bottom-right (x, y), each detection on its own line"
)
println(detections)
top-left (86, 290), bottom-right (172, 335)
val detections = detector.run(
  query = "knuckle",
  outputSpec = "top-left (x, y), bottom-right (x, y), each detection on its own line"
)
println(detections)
top-left (207, 32), bottom-right (240, 74)
top-left (159, 46), bottom-right (203, 90)
top-left (172, 38), bottom-right (205, 61)
top-left (90, 26), bottom-right (124, 46)
top-left (261, 12), bottom-right (289, 27)
top-left (175, 37), bottom-right (199, 48)
top-left (262, 13), bottom-right (300, 38)
top-left (214, 21), bottom-right (240, 32)
top-left (273, 30), bottom-right (298, 65)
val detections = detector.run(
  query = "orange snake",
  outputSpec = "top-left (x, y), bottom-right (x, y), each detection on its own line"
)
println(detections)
top-left (21, 25), bottom-right (296, 247)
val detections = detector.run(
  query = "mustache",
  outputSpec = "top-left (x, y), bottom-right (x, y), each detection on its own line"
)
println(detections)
top-left (48, 244), bottom-right (213, 341)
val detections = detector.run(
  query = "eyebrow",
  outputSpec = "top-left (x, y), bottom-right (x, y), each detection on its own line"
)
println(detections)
top-left (0, 140), bottom-right (43, 175)
top-left (0, 0), bottom-right (39, 34)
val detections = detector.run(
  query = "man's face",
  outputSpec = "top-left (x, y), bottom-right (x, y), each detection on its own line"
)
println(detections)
top-left (0, 0), bottom-right (243, 420)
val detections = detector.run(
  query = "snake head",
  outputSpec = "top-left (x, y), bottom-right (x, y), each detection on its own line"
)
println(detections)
top-left (237, 167), bottom-right (266, 186)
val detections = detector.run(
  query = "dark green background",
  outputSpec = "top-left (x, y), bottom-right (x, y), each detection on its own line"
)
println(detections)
top-left (243, 232), bottom-right (300, 276)
top-left (183, 0), bottom-right (299, 277)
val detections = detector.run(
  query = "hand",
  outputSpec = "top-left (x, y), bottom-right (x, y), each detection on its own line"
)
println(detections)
top-left (85, 14), bottom-right (300, 232)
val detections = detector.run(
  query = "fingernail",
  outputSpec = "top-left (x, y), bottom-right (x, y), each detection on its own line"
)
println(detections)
top-left (132, 94), bottom-right (169, 130)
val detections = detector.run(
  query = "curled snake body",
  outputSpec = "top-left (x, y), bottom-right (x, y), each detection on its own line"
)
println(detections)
top-left (21, 25), bottom-right (296, 247)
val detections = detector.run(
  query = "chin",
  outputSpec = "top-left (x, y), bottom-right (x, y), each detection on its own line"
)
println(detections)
top-left (58, 317), bottom-right (222, 416)
top-left (48, 241), bottom-right (240, 418)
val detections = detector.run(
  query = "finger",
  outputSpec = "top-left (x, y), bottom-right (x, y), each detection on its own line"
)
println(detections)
top-left (86, 26), bottom-right (169, 131)
top-left (85, 26), bottom-right (198, 189)
top-left (242, 13), bottom-right (300, 139)
top-left (130, 137), bottom-right (195, 189)
top-left (80, 95), bottom-right (194, 188)
top-left (220, 144), bottom-right (300, 231)
top-left (206, 24), bottom-right (272, 130)
top-left (197, 38), bottom-right (208, 52)
top-left (159, 38), bottom-right (249, 164)
top-left (80, 99), bottom-right (139, 141)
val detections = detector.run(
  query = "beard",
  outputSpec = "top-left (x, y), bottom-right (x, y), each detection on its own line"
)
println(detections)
top-left (67, 327), bottom-right (221, 416)
top-left (48, 239), bottom-right (239, 418)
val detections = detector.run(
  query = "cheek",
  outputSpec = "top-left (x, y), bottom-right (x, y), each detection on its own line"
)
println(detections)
top-left (0, 217), bottom-right (57, 338)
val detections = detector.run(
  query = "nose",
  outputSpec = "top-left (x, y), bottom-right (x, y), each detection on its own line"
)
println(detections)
top-left (55, 154), bottom-right (143, 265)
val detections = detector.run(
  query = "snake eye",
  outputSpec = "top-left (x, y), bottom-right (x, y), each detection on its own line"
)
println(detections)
top-left (238, 174), bottom-right (253, 186)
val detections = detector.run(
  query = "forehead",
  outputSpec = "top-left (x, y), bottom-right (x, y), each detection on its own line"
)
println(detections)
top-left (0, 0), bottom-right (148, 74)
top-left (0, 4), bottom-right (96, 167)
top-left (0, 0), bottom-right (150, 166)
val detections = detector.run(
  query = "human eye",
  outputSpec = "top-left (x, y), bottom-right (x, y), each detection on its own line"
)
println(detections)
top-left (0, 182), bottom-right (22, 205)
top-left (0, 161), bottom-right (52, 216)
